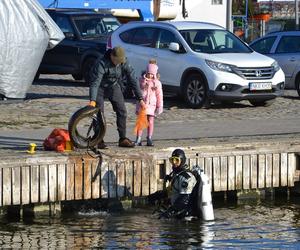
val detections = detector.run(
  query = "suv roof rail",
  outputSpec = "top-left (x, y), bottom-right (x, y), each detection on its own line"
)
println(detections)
top-left (46, 8), bottom-right (112, 14)
top-left (124, 20), bottom-right (223, 30)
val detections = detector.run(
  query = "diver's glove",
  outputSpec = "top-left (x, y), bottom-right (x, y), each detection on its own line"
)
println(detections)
top-left (147, 190), bottom-right (168, 205)
top-left (158, 206), bottom-right (189, 219)
top-left (158, 206), bottom-right (186, 219)
top-left (164, 174), bottom-right (172, 182)
top-left (158, 207), bottom-right (175, 219)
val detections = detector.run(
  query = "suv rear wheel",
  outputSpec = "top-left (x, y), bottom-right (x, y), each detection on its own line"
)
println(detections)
top-left (83, 57), bottom-right (97, 84)
top-left (183, 74), bottom-right (207, 108)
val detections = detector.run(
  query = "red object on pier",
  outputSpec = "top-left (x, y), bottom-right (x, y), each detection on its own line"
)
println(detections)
top-left (43, 128), bottom-right (70, 152)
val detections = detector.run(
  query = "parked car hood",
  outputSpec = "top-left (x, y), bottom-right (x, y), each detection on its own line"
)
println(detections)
top-left (207, 51), bottom-right (275, 67)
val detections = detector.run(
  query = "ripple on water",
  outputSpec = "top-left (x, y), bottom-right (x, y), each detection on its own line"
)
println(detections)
top-left (0, 201), bottom-right (300, 248)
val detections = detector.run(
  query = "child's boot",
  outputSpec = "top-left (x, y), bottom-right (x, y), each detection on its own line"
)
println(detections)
top-left (146, 136), bottom-right (154, 146)
top-left (135, 136), bottom-right (142, 146)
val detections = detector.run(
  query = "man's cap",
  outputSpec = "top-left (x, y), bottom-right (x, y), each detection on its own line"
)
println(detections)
top-left (111, 46), bottom-right (126, 64)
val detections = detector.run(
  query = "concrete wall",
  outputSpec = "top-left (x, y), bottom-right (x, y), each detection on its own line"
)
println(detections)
top-left (113, 0), bottom-right (227, 28)
top-left (172, 0), bottom-right (227, 28)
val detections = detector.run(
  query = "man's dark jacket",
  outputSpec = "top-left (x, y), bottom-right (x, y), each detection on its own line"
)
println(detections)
top-left (89, 50), bottom-right (143, 101)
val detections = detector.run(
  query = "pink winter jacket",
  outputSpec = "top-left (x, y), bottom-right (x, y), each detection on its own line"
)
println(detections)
top-left (136, 75), bottom-right (163, 116)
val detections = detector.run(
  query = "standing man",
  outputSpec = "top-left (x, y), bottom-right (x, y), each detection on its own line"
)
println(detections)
top-left (89, 46), bottom-right (146, 148)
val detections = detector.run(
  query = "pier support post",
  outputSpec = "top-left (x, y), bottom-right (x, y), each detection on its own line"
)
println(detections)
top-left (22, 202), bottom-right (61, 217)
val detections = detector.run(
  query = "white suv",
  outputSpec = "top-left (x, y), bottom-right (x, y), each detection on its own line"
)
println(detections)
top-left (109, 21), bottom-right (285, 108)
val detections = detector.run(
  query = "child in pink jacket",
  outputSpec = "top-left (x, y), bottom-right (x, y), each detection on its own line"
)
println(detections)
top-left (135, 60), bottom-right (163, 146)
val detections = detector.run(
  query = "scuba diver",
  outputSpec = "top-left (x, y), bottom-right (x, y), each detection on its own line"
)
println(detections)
top-left (149, 148), bottom-right (197, 219)
top-left (148, 148), bottom-right (215, 220)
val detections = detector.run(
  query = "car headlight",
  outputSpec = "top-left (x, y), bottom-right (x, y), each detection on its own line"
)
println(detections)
top-left (272, 61), bottom-right (280, 72)
top-left (205, 59), bottom-right (235, 73)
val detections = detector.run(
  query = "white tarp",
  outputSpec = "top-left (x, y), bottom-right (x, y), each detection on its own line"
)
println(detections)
top-left (0, 0), bottom-right (64, 99)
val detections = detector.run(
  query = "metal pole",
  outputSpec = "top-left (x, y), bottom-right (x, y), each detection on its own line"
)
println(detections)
top-left (296, 0), bottom-right (299, 29)
top-left (226, 0), bottom-right (233, 31)
top-left (244, 0), bottom-right (248, 40)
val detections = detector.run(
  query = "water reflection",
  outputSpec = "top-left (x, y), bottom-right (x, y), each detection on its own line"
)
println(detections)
top-left (1, 200), bottom-right (300, 248)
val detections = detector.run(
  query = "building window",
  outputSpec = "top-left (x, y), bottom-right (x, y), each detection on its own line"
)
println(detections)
top-left (212, 0), bottom-right (223, 4)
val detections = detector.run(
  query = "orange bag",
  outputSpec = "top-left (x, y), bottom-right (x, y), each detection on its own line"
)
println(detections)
top-left (43, 128), bottom-right (71, 152)
top-left (134, 109), bottom-right (148, 135)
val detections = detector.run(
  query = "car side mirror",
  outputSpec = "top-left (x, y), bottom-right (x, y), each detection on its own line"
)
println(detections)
top-left (64, 32), bottom-right (75, 40)
top-left (169, 42), bottom-right (180, 52)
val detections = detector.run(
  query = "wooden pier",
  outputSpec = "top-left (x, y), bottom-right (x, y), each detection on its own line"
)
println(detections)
top-left (0, 139), bottom-right (300, 208)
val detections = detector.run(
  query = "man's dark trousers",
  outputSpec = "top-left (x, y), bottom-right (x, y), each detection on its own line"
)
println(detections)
top-left (96, 84), bottom-right (127, 139)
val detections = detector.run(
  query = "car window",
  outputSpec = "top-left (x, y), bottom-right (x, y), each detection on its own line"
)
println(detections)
top-left (73, 16), bottom-right (120, 38)
top-left (276, 36), bottom-right (300, 53)
top-left (157, 29), bottom-right (180, 49)
top-left (180, 29), bottom-right (252, 53)
top-left (119, 29), bottom-right (137, 43)
top-left (102, 17), bottom-right (120, 32)
top-left (130, 27), bottom-right (158, 48)
top-left (250, 36), bottom-right (276, 54)
top-left (55, 16), bottom-right (74, 34)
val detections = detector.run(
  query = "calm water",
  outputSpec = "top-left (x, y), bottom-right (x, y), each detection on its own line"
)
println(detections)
top-left (1, 199), bottom-right (300, 249)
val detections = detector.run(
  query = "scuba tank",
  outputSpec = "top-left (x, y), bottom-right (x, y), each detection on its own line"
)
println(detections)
top-left (192, 165), bottom-right (214, 221)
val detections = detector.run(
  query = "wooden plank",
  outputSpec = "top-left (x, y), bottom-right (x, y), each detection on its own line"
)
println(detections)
top-left (133, 160), bottom-right (142, 197)
top-left (116, 161), bottom-right (125, 198)
top-left (100, 161), bottom-right (109, 198)
top-left (31, 165), bottom-right (39, 203)
top-left (12, 167), bottom-right (21, 205)
top-left (57, 164), bottom-right (66, 201)
top-left (228, 156), bottom-right (235, 190)
top-left (220, 156), bottom-right (228, 191)
top-left (236, 155), bottom-right (243, 190)
top-left (213, 157), bottom-right (221, 192)
top-left (49, 164), bottom-right (57, 202)
top-left (273, 154), bottom-right (280, 187)
top-left (288, 153), bottom-right (296, 187)
top-left (164, 159), bottom-right (171, 176)
top-left (149, 159), bottom-right (157, 194)
top-left (83, 159), bottom-right (92, 200)
top-left (204, 157), bottom-right (213, 190)
top-left (250, 155), bottom-right (258, 189)
top-left (74, 159), bottom-right (83, 200)
top-left (66, 162), bottom-right (75, 200)
top-left (156, 159), bottom-right (166, 191)
top-left (91, 159), bottom-right (101, 199)
top-left (108, 161), bottom-right (117, 198)
top-left (198, 158), bottom-right (205, 170)
top-left (258, 154), bottom-right (266, 189)
top-left (189, 158), bottom-right (197, 169)
top-left (265, 154), bottom-right (273, 188)
top-left (141, 160), bottom-right (150, 196)
top-left (39, 165), bottom-right (48, 202)
top-left (0, 168), bottom-right (2, 207)
top-left (125, 160), bottom-right (133, 198)
top-left (21, 166), bottom-right (30, 205)
top-left (2, 167), bottom-right (11, 206)
top-left (243, 155), bottom-right (250, 190)
top-left (280, 153), bottom-right (288, 187)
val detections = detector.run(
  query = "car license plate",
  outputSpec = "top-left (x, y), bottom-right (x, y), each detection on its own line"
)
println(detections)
top-left (249, 82), bottom-right (272, 91)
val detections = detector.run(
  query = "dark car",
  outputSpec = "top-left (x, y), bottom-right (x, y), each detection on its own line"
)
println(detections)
top-left (37, 9), bottom-right (120, 83)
